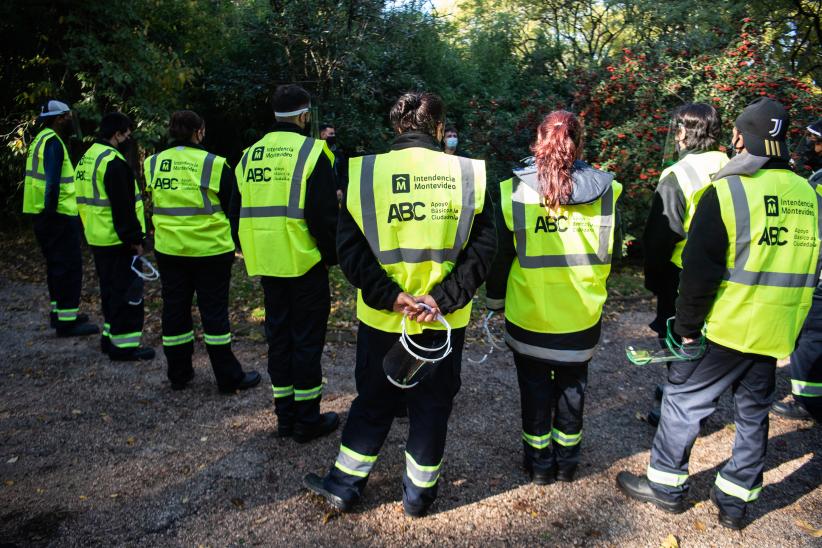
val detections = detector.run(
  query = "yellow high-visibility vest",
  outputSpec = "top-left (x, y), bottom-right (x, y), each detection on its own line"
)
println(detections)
top-left (347, 148), bottom-right (486, 334)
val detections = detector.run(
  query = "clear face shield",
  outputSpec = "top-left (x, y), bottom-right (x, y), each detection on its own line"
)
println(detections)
top-left (382, 304), bottom-right (453, 389)
top-left (660, 116), bottom-right (679, 171)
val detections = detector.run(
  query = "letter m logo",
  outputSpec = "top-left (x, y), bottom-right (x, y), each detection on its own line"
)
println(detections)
top-left (252, 146), bottom-right (265, 161)
top-left (392, 174), bottom-right (410, 194)
top-left (764, 195), bottom-right (779, 217)
top-left (159, 159), bottom-right (172, 172)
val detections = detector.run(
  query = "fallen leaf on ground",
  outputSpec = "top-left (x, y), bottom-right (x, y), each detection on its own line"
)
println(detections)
top-left (200, 436), bottom-right (208, 442)
top-left (694, 520), bottom-right (706, 531)
top-left (660, 534), bottom-right (678, 548)
top-left (231, 497), bottom-right (245, 509)
top-left (126, 436), bottom-right (136, 446)
top-left (6, 456), bottom-right (18, 464)
top-left (322, 510), bottom-right (338, 524)
top-left (724, 423), bottom-right (736, 432)
top-left (79, 495), bottom-right (87, 500)
top-left (5, 480), bottom-right (14, 486)
top-left (635, 411), bottom-right (646, 422)
top-left (795, 519), bottom-right (822, 537)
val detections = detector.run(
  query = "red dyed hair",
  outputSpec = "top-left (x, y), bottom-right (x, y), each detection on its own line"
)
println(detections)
top-left (531, 110), bottom-right (582, 209)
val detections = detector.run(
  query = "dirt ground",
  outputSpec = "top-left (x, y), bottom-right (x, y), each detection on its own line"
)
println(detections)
top-left (1, 274), bottom-right (820, 547)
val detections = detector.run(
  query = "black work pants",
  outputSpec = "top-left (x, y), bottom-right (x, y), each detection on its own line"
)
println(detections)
top-left (33, 212), bottom-right (83, 326)
top-left (155, 251), bottom-right (243, 389)
top-left (514, 352), bottom-right (588, 474)
top-left (91, 245), bottom-right (144, 355)
top-left (789, 285), bottom-right (822, 420)
top-left (261, 263), bottom-right (330, 426)
top-left (648, 342), bottom-right (775, 519)
top-left (323, 322), bottom-right (465, 512)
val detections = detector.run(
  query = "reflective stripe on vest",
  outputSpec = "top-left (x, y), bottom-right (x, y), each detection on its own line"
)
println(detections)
top-left (236, 133), bottom-right (327, 277)
top-left (22, 128), bottom-right (77, 216)
top-left (705, 171), bottom-right (820, 358)
top-left (723, 176), bottom-right (821, 288)
top-left (144, 147), bottom-right (233, 257)
top-left (346, 148), bottom-right (487, 333)
top-left (75, 143), bottom-right (145, 246)
top-left (148, 152), bottom-right (222, 215)
top-left (238, 138), bottom-right (314, 220)
top-left (358, 154), bottom-right (477, 264)
top-left (511, 180), bottom-right (614, 268)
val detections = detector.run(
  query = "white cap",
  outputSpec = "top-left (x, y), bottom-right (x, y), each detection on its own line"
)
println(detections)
top-left (39, 100), bottom-right (71, 118)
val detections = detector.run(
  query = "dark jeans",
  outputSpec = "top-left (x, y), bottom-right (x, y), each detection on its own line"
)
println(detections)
top-left (155, 251), bottom-right (244, 388)
top-left (261, 263), bottom-right (330, 426)
top-left (789, 285), bottom-right (822, 420)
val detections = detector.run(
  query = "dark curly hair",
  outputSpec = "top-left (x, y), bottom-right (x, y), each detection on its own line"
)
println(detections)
top-left (389, 92), bottom-right (445, 138)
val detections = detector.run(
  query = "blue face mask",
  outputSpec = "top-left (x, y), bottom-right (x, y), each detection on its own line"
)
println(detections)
top-left (445, 137), bottom-right (458, 149)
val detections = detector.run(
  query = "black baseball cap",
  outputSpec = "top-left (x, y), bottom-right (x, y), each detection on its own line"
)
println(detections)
top-left (734, 97), bottom-right (789, 160)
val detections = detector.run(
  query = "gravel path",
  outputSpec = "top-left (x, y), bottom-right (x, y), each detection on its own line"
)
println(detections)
top-left (0, 277), bottom-right (819, 547)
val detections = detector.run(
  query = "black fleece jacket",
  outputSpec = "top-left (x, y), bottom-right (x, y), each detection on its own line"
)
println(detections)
top-left (96, 140), bottom-right (144, 247)
top-left (674, 155), bottom-right (792, 338)
top-left (336, 132), bottom-right (497, 314)
top-left (228, 122), bottom-right (339, 266)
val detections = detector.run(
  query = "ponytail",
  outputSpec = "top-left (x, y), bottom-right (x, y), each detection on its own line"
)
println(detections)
top-left (531, 110), bottom-right (582, 209)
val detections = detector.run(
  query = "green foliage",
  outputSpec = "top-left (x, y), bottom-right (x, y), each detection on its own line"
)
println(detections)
top-left (0, 0), bottom-right (819, 240)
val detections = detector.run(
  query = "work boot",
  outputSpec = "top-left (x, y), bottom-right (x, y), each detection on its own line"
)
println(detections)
top-left (56, 321), bottom-right (100, 338)
top-left (556, 465), bottom-right (577, 483)
top-left (402, 498), bottom-right (431, 518)
top-left (710, 487), bottom-right (744, 530)
top-left (276, 420), bottom-right (294, 438)
top-left (218, 371), bottom-right (262, 394)
top-left (303, 472), bottom-right (352, 512)
top-left (771, 399), bottom-right (811, 420)
top-left (524, 457), bottom-right (556, 485)
top-left (100, 335), bottom-right (111, 354)
top-left (616, 472), bottom-right (687, 514)
top-left (109, 347), bottom-right (156, 361)
top-left (293, 412), bottom-right (340, 443)
top-left (170, 370), bottom-right (195, 391)
top-left (51, 312), bottom-right (89, 329)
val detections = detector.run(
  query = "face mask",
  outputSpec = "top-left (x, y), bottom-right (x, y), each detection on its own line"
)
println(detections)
top-left (325, 136), bottom-right (336, 148)
top-left (445, 137), bottom-right (458, 149)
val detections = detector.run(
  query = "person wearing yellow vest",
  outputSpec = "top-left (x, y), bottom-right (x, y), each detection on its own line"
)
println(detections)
top-left (144, 110), bottom-right (261, 393)
top-left (618, 98), bottom-right (821, 530)
top-left (23, 99), bottom-right (98, 337)
top-left (303, 92), bottom-right (497, 517)
top-left (76, 112), bottom-right (153, 361)
top-left (770, 119), bottom-right (822, 422)
top-left (485, 110), bottom-right (621, 485)
top-left (642, 103), bottom-right (728, 426)
top-left (229, 84), bottom-right (339, 440)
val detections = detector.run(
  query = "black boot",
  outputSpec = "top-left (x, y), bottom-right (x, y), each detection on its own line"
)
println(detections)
top-left (524, 457), bottom-right (556, 485)
top-left (771, 399), bottom-right (811, 420)
top-left (303, 472), bottom-right (352, 512)
top-left (616, 472), bottom-right (687, 513)
top-left (556, 465), bottom-right (577, 483)
top-left (57, 321), bottom-right (100, 338)
top-left (710, 488), bottom-right (744, 530)
top-left (294, 412), bottom-right (340, 443)
top-left (110, 347), bottom-right (156, 361)
top-left (218, 371), bottom-right (261, 394)
top-left (170, 370), bottom-right (195, 391)
top-left (52, 312), bottom-right (88, 328)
